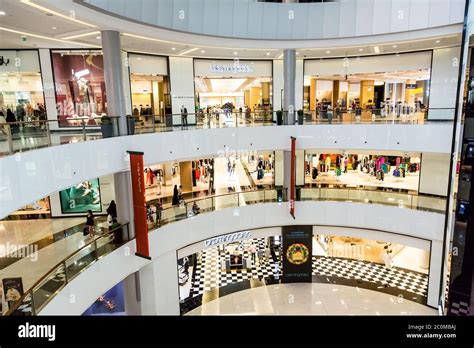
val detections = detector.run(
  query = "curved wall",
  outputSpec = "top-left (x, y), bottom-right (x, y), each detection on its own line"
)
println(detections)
top-left (0, 123), bottom-right (453, 218)
top-left (40, 201), bottom-right (444, 315)
top-left (78, 0), bottom-right (464, 41)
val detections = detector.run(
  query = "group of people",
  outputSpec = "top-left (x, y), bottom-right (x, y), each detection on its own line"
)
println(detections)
top-left (84, 200), bottom-right (118, 239)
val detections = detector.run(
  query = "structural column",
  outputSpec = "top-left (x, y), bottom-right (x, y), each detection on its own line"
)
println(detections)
top-left (283, 49), bottom-right (296, 125)
top-left (101, 30), bottom-right (133, 237)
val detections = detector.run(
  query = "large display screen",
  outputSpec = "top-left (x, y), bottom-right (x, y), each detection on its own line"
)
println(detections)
top-left (59, 179), bottom-right (102, 214)
top-left (282, 225), bottom-right (313, 283)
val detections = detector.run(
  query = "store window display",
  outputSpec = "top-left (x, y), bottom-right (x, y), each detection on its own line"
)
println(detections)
top-left (304, 152), bottom-right (421, 192)
top-left (52, 50), bottom-right (107, 127)
top-left (0, 50), bottom-right (45, 124)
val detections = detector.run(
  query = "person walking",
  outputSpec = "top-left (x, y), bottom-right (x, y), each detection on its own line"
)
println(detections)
top-left (106, 200), bottom-right (117, 223)
top-left (85, 210), bottom-right (95, 238)
top-left (172, 185), bottom-right (179, 206)
top-left (249, 243), bottom-right (257, 265)
top-left (181, 105), bottom-right (188, 127)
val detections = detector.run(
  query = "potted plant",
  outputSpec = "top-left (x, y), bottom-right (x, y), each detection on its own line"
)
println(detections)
top-left (100, 116), bottom-right (114, 138)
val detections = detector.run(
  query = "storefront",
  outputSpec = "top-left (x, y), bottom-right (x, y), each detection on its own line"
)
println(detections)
top-left (0, 50), bottom-right (45, 122)
top-left (303, 52), bottom-right (432, 120)
top-left (128, 53), bottom-right (171, 127)
top-left (177, 227), bottom-right (431, 314)
top-left (51, 49), bottom-right (106, 127)
top-left (193, 59), bottom-right (273, 120)
top-left (304, 151), bottom-right (422, 192)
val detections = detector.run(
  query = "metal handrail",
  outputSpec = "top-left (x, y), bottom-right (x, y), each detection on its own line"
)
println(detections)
top-left (4, 222), bottom-right (129, 316)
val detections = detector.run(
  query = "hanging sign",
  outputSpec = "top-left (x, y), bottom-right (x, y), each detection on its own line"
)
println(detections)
top-left (128, 151), bottom-right (151, 260)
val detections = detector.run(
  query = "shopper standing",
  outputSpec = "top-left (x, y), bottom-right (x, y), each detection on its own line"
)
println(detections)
top-left (86, 210), bottom-right (95, 238)
top-left (249, 243), bottom-right (257, 264)
top-left (172, 185), bottom-right (179, 206)
top-left (181, 105), bottom-right (188, 127)
top-left (106, 200), bottom-right (117, 223)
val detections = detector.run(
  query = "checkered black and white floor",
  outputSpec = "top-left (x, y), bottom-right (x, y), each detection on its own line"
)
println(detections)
top-left (187, 237), bottom-right (429, 300)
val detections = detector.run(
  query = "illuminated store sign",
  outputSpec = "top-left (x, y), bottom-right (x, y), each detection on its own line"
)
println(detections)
top-left (210, 63), bottom-right (254, 74)
top-left (204, 231), bottom-right (252, 248)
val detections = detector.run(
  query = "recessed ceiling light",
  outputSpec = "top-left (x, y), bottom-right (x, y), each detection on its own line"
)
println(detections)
top-left (137, 57), bottom-right (142, 60)
top-left (435, 40), bottom-right (441, 43)
top-left (201, 50), bottom-right (205, 53)
top-left (359, 48), bottom-right (363, 52)
top-left (296, 52), bottom-right (299, 55)
top-left (171, 47), bottom-right (176, 50)
top-left (392, 45), bottom-right (397, 48)
top-left (233, 51), bottom-right (238, 55)
top-left (326, 50), bottom-right (330, 54)
top-left (96, 36), bottom-right (101, 39)
top-left (51, 26), bottom-right (57, 30)
top-left (266, 52), bottom-right (270, 56)
top-left (0, 11), bottom-right (7, 16)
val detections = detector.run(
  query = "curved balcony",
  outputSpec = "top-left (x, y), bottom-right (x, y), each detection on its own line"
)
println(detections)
top-left (3, 186), bottom-right (445, 315)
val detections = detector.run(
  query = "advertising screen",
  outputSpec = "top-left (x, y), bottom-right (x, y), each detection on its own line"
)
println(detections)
top-left (59, 179), bottom-right (102, 214)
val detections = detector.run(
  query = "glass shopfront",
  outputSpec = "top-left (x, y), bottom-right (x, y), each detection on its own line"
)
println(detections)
top-left (0, 50), bottom-right (45, 122)
top-left (303, 52), bottom-right (432, 121)
top-left (193, 59), bottom-right (273, 119)
top-left (128, 53), bottom-right (171, 125)
top-left (51, 50), bottom-right (106, 127)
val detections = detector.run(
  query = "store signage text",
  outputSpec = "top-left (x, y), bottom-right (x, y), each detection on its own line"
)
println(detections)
top-left (210, 63), bottom-right (254, 74)
top-left (204, 231), bottom-right (251, 248)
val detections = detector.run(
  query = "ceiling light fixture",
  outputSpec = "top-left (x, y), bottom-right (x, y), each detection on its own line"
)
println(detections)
top-left (435, 40), bottom-right (441, 43)
top-left (233, 52), bottom-right (238, 55)
top-left (0, 27), bottom-right (99, 47)
top-left (96, 36), bottom-right (101, 39)
top-left (20, 0), bottom-right (96, 27)
top-left (296, 52), bottom-right (299, 55)
top-left (179, 47), bottom-right (199, 56)
top-left (359, 48), bottom-right (363, 52)
top-left (171, 47), bottom-right (176, 50)
top-left (51, 26), bottom-right (57, 30)
top-left (392, 45), bottom-right (397, 48)
top-left (266, 52), bottom-right (270, 56)
top-left (61, 31), bottom-right (100, 40)
top-left (201, 50), bottom-right (205, 53)
top-left (374, 46), bottom-right (380, 54)
top-left (0, 11), bottom-right (7, 16)
top-left (326, 50), bottom-right (330, 54)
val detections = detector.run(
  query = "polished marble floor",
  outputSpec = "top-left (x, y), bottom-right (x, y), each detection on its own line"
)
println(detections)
top-left (185, 283), bottom-right (437, 315)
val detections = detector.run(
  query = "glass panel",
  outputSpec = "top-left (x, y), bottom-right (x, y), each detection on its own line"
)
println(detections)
top-left (300, 188), bottom-right (320, 201)
top-left (64, 243), bottom-right (96, 280)
top-left (414, 195), bottom-right (446, 212)
top-left (264, 189), bottom-right (278, 202)
top-left (319, 188), bottom-right (350, 201)
top-left (240, 190), bottom-right (265, 205)
top-left (32, 263), bottom-right (66, 312)
top-left (213, 194), bottom-right (238, 210)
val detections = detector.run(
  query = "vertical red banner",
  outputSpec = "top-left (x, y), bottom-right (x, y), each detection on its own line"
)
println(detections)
top-left (290, 136), bottom-right (296, 219)
top-left (128, 151), bottom-right (151, 259)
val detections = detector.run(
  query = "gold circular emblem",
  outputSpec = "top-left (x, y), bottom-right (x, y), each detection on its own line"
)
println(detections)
top-left (286, 243), bottom-right (309, 265)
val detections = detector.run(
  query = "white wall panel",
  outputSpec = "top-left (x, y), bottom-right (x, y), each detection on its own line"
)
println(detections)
top-left (188, 0), bottom-right (205, 34)
top-left (409, 0), bottom-right (430, 30)
top-left (141, 0), bottom-right (158, 24)
top-left (372, 0), bottom-right (392, 35)
top-left (41, 201), bottom-right (444, 314)
top-left (0, 123), bottom-right (454, 218)
top-left (428, 47), bottom-right (461, 120)
top-left (277, 3), bottom-right (294, 40)
top-left (323, 2), bottom-right (340, 39)
top-left (272, 59), bottom-right (284, 113)
top-left (169, 56), bottom-right (195, 124)
top-left (232, 0), bottom-right (249, 38)
top-left (172, 0), bottom-right (189, 32)
top-left (262, 3), bottom-right (279, 39)
top-left (339, 0), bottom-right (357, 38)
top-left (390, 0), bottom-right (410, 33)
top-left (355, 0), bottom-right (375, 36)
top-left (217, 0), bottom-right (234, 37)
top-left (202, 0), bottom-right (219, 35)
top-left (39, 49), bottom-right (59, 131)
top-left (304, 51), bottom-right (432, 77)
top-left (429, 0), bottom-right (451, 27)
top-left (419, 153), bottom-right (451, 196)
top-left (295, 59), bottom-right (304, 111)
top-left (449, 0), bottom-right (466, 24)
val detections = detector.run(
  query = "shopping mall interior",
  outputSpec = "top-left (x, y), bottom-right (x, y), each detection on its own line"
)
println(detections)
top-left (0, 0), bottom-right (473, 332)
